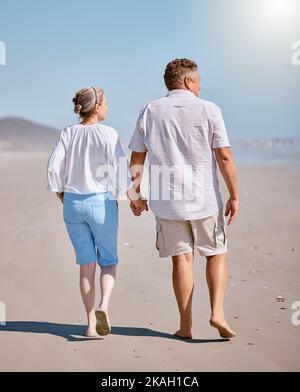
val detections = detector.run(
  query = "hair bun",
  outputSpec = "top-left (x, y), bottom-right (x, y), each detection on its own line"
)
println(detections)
top-left (74, 104), bottom-right (82, 114)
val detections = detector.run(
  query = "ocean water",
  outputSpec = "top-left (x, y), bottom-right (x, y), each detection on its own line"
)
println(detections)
top-left (124, 138), bottom-right (300, 167)
top-left (231, 138), bottom-right (300, 167)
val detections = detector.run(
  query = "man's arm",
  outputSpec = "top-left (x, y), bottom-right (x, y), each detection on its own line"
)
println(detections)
top-left (129, 151), bottom-right (148, 216)
top-left (214, 147), bottom-right (239, 225)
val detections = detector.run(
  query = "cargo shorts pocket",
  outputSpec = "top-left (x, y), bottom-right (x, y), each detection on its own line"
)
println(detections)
top-left (155, 231), bottom-right (160, 250)
top-left (156, 227), bottom-right (163, 250)
top-left (155, 220), bottom-right (164, 251)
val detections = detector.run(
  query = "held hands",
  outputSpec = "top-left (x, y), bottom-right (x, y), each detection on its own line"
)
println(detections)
top-left (225, 196), bottom-right (239, 225)
top-left (130, 198), bottom-right (148, 216)
top-left (126, 185), bottom-right (148, 217)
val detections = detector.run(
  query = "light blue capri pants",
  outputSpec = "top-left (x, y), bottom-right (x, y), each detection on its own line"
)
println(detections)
top-left (63, 191), bottom-right (119, 266)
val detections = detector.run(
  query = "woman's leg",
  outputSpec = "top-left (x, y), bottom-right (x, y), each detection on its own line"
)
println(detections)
top-left (79, 262), bottom-right (97, 335)
top-left (93, 196), bottom-right (118, 334)
top-left (98, 265), bottom-right (117, 315)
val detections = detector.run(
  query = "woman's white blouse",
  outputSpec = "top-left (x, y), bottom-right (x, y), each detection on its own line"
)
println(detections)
top-left (46, 123), bottom-right (133, 196)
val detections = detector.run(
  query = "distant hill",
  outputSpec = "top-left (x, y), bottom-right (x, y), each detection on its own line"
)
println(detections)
top-left (0, 117), bottom-right (59, 152)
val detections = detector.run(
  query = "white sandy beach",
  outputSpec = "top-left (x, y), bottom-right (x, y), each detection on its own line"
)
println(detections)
top-left (0, 152), bottom-right (299, 371)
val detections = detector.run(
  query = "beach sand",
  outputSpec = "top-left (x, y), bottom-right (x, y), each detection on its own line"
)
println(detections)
top-left (0, 152), bottom-right (299, 371)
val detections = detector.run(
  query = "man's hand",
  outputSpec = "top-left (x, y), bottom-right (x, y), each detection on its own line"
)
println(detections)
top-left (130, 199), bottom-right (148, 216)
top-left (129, 151), bottom-right (147, 215)
top-left (214, 147), bottom-right (239, 226)
top-left (225, 197), bottom-right (239, 225)
top-left (56, 192), bottom-right (64, 204)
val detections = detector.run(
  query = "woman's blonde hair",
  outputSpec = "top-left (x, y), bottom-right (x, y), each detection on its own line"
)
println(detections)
top-left (72, 87), bottom-right (104, 118)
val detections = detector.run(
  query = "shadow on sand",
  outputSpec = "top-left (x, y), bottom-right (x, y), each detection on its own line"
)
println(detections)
top-left (0, 322), bottom-right (228, 343)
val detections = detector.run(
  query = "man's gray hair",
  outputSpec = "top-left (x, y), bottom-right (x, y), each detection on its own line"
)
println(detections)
top-left (164, 58), bottom-right (198, 90)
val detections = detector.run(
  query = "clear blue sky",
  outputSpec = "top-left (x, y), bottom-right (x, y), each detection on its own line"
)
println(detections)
top-left (0, 0), bottom-right (299, 141)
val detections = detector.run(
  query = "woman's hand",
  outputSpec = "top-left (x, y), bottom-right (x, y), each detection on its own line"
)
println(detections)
top-left (130, 198), bottom-right (148, 216)
top-left (56, 192), bottom-right (64, 204)
top-left (126, 185), bottom-right (148, 216)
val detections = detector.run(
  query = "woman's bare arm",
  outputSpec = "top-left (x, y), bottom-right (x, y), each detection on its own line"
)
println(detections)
top-left (56, 192), bottom-right (64, 203)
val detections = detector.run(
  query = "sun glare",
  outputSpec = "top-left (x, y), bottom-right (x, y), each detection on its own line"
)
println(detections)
top-left (258, 0), bottom-right (300, 29)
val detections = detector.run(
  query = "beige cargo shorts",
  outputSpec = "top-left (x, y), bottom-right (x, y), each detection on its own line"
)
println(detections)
top-left (155, 209), bottom-right (228, 258)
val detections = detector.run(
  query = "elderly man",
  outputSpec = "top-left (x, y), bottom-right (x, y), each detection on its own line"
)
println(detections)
top-left (128, 58), bottom-right (239, 339)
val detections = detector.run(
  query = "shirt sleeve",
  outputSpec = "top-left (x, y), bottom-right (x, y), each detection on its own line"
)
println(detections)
top-left (211, 105), bottom-right (230, 149)
top-left (46, 131), bottom-right (67, 192)
top-left (128, 105), bottom-right (148, 152)
top-left (110, 136), bottom-right (134, 197)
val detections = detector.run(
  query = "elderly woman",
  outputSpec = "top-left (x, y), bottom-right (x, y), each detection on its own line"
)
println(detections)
top-left (47, 86), bottom-right (147, 337)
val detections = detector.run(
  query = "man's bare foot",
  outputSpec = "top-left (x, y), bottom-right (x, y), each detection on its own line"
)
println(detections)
top-left (173, 329), bottom-right (193, 340)
top-left (210, 317), bottom-right (236, 338)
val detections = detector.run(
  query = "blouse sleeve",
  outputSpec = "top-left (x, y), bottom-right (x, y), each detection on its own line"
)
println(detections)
top-left (46, 131), bottom-right (67, 192)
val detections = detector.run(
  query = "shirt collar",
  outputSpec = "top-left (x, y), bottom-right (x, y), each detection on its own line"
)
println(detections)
top-left (166, 89), bottom-right (196, 97)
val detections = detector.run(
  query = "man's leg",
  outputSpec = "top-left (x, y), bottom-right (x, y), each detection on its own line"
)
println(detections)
top-left (172, 252), bottom-right (194, 339)
top-left (206, 253), bottom-right (235, 338)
